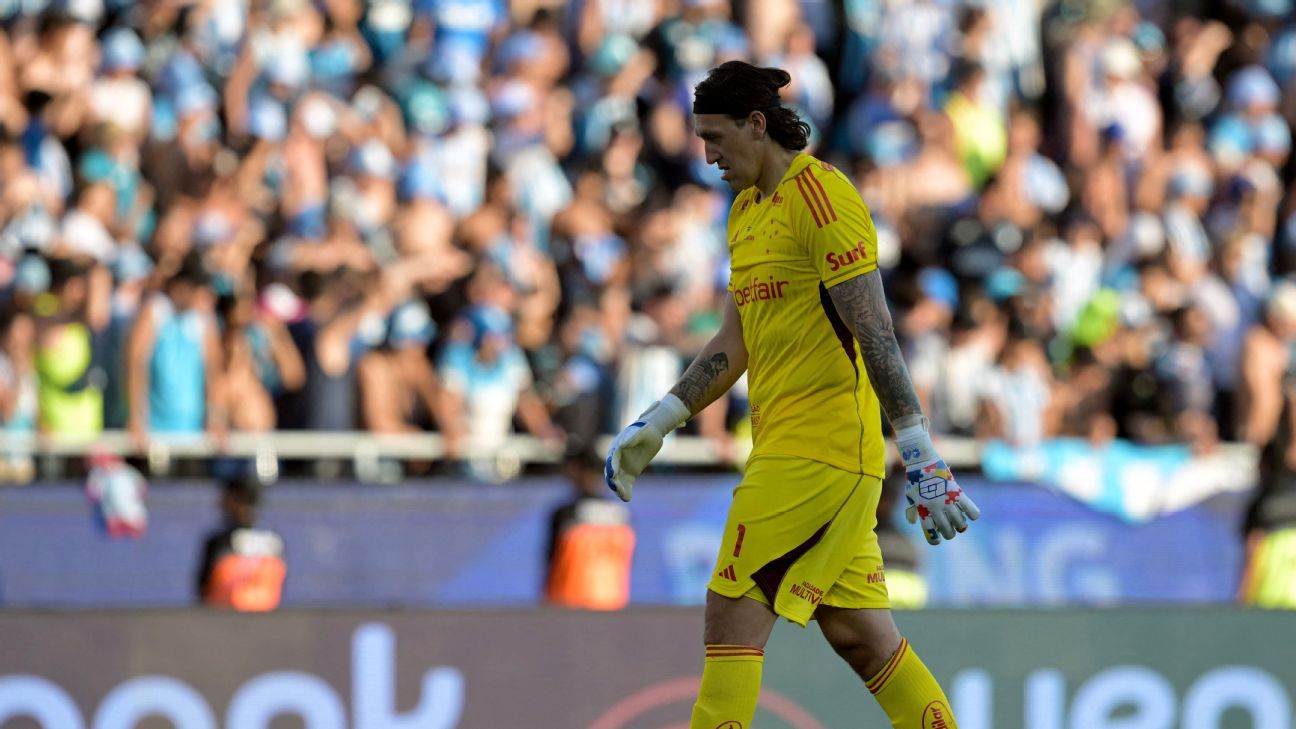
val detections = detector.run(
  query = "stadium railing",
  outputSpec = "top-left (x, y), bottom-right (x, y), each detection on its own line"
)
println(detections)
top-left (0, 431), bottom-right (980, 480)
top-left (0, 431), bottom-right (1257, 483)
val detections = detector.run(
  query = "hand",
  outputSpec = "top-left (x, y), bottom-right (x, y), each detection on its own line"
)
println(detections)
top-left (896, 421), bottom-right (980, 545)
top-left (537, 425), bottom-right (566, 454)
top-left (605, 394), bottom-right (690, 502)
top-left (441, 429), bottom-right (464, 461)
top-left (206, 419), bottom-right (229, 455)
top-left (128, 422), bottom-right (149, 455)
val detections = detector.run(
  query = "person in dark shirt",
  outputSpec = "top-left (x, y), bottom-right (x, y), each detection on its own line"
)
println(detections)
top-left (1241, 310), bottom-right (1296, 609)
top-left (196, 475), bottom-right (286, 611)
top-left (544, 445), bottom-right (634, 610)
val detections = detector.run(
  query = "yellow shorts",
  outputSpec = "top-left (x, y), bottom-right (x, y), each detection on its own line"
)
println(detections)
top-left (706, 455), bottom-right (889, 626)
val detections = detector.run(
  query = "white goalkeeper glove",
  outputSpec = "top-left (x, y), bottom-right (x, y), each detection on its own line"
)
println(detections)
top-left (605, 394), bottom-right (691, 502)
top-left (896, 419), bottom-right (980, 545)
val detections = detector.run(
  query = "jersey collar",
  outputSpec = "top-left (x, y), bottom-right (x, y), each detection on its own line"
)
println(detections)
top-left (754, 153), bottom-right (815, 203)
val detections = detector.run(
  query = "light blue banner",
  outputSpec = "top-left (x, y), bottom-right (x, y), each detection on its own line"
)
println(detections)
top-left (980, 438), bottom-right (1252, 523)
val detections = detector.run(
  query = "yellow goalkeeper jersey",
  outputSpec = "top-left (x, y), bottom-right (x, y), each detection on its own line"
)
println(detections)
top-left (727, 152), bottom-right (885, 477)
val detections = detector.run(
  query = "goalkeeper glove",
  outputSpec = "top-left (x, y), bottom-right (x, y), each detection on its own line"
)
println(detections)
top-left (896, 419), bottom-right (980, 545)
top-left (605, 394), bottom-right (690, 502)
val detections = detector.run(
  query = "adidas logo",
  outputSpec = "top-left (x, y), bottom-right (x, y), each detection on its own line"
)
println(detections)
top-left (718, 565), bottom-right (737, 581)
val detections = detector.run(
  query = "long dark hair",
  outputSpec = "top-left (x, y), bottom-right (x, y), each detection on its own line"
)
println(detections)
top-left (693, 61), bottom-right (811, 151)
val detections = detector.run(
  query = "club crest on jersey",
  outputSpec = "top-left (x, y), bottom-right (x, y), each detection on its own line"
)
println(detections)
top-left (825, 241), bottom-right (869, 272)
top-left (771, 191), bottom-right (784, 206)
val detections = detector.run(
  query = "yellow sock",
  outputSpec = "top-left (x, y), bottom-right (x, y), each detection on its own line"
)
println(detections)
top-left (868, 638), bottom-right (958, 729)
top-left (689, 644), bottom-right (764, 729)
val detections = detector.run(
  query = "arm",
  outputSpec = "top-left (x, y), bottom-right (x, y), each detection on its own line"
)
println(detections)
top-left (0, 366), bottom-right (15, 422)
top-left (85, 264), bottom-right (112, 333)
top-left (202, 312), bottom-right (227, 441)
top-left (828, 269), bottom-right (979, 543)
top-left (516, 389), bottom-right (560, 441)
top-left (667, 295), bottom-right (748, 416)
top-left (605, 297), bottom-right (747, 501)
top-left (357, 352), bottom-right (410, 433)
top-left (1282, 378), bottom-right (1296, 470)
top-left (315, 303), bottom-right (372, 377)
top-left (436, 346), bottom-right (473, 456)
top-left (396, 347), bottom-right (463, 450)
top-left (262, 316), bottom-right (306, 392)
top-left (1240, 329), bottom-right (1281, 445)
top-left (126, 301), bottom-right (156, 447)
top-left (826, 270), bottom-right (923, 429)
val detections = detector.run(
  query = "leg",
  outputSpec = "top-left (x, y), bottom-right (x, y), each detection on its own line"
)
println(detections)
top-left (815, 604), bottom-right (901, 680)
top-left (703, 589), bottom-right (778, 646)
top-left (689, 590), bottom-right (777, 729)
top-left (817, 605), bottom-right (959, 728)
top-left (691, 456), bottom-right (858, 727)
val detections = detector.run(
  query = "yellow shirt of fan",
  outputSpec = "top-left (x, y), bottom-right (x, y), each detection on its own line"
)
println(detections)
top-left (727, 153), bottom-right (885, 477)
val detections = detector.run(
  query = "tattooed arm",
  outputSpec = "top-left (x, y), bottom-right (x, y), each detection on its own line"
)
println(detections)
top-left (605, 295), bottom-right (748, 501)
top-left (668, 294), bottom-right (749, 416)
top-left (827, 270), bottom-right (924, 430)
top-left (830, 269), bottom-right (982, 541)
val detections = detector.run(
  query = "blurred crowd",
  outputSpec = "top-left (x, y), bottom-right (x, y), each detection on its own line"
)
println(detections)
top-left (0, 0), bottom-right (1293, 481)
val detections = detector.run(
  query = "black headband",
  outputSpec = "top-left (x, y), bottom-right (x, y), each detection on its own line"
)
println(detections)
top-left (692, 94), bottom-right (780, 116)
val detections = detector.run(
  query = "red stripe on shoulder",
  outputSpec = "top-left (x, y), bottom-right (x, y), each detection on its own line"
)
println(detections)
top-left (808, 171), bottom-right (837, 222)
top-left (794, 174), bottom-right (824, 228)
top-left (797, 169), bottom-right (833, 225)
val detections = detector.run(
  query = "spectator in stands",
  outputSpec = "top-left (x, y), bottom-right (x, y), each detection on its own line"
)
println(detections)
top-left (35, 257), bottom-right (109, 437)
top-left (1242, 283), bottom-right (1296, 609)
top-left (440, 304), bottom-right (561, 481)
top-left (932, 293), bottom-right (1006, 437)
top-left (897, 267), bottom-right (957, 418)
top-left (944, 60), bottom-right (1006, 189)
top-left (88, 28), bottom-right (151, 145)
top-left (280, 267), bottom-right (387, 431)
top-left (216, 276), bottom-right (304, 433)
top-left (979, 321), bottom-right (1054, 446)
top-left (0, 309), bottom-right (36, 480)
top-left (126, 251), bottom-right (224, 448)
top-left (614, 283), bottom-right (687, 434)
top-left (103, 247), bottom-right (153, 429)
top-left (0, 0), bottom-right (1289, 485)
top-left (196, 475), bottom-right (286, 612)
top-left (1052, 347), bottom-right (1117, 445)
top-left (551, 304), bottom-right (614, 450)
top-left (1155, 303), bottom-right (1217, 443)
top-left (1110, 309), bottom-right (1168, 442)
top-left (358, 298), bottom-right (461, 452)
top-left (545, 445), bottom-right (634, 610)
top-left (1240, 284), bottom-right (1296, 448)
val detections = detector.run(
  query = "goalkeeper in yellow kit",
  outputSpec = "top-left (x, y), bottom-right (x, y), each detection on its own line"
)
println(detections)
top-left (606, 61), bottom-right (980, 729)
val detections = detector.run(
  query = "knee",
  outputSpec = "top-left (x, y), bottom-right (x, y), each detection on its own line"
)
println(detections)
top-left (702, 591), bottom-right (777, 648)
top-left (826, 631), bottom-right (900, 680)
